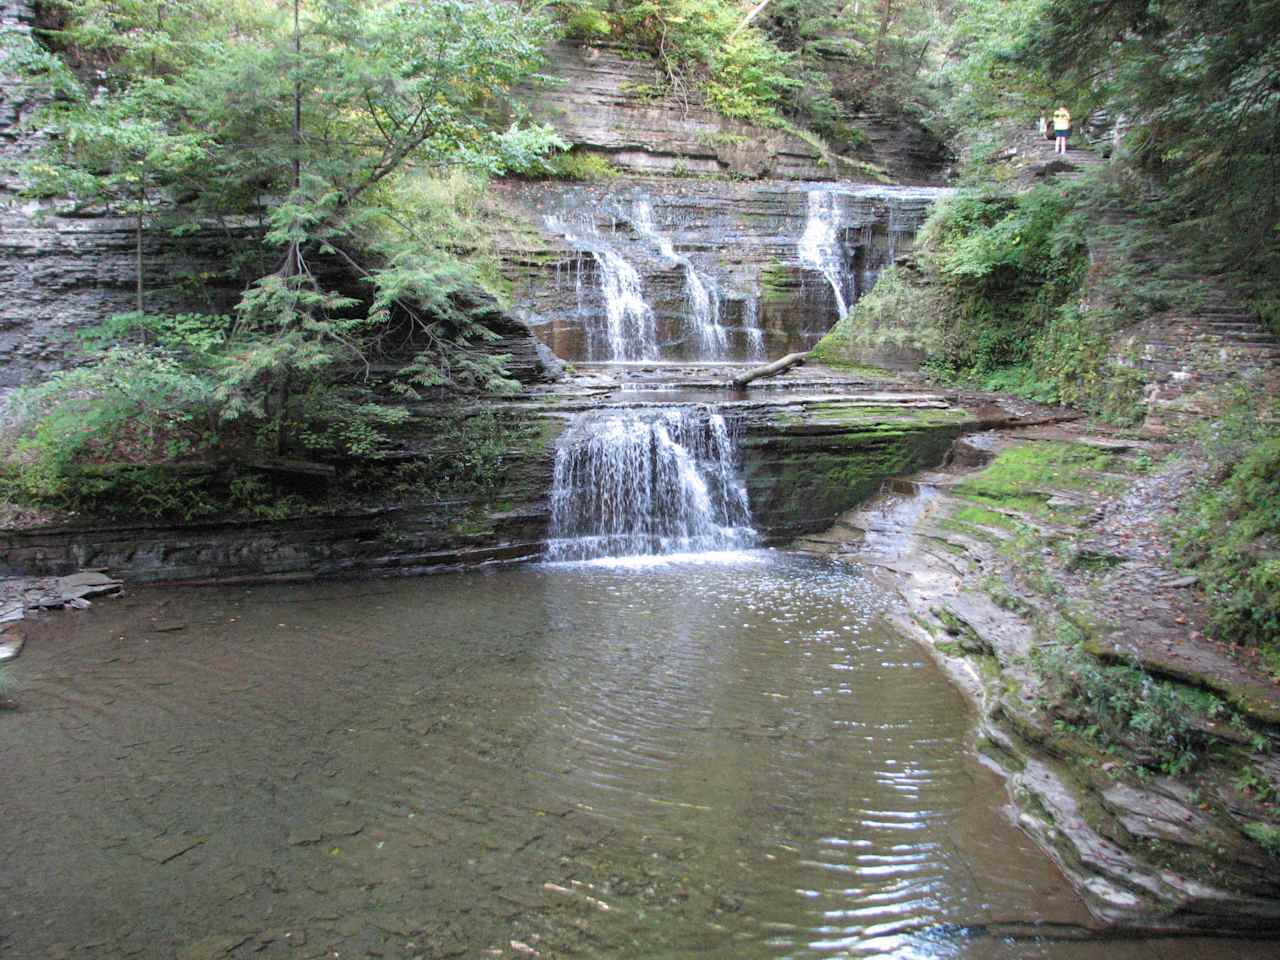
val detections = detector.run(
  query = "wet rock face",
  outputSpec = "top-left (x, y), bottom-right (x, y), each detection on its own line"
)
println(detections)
top-left (0, 384), bottom-right (992, 583)
top-left (499, 180), bottom-right (945, 364)
top-left (531, 42), bottom-right (950, 184)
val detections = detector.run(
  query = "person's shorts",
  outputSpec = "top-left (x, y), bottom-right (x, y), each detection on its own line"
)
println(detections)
top-left (1055, 129), bottom-right (1070, 139)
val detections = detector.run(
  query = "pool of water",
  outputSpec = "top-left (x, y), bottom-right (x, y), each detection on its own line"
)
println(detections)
top-left (3, 553), bottom-right (1271, 958)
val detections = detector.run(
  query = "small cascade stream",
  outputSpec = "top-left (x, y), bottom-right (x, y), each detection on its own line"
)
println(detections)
top-left (797, 189), bottom-right (851, 320)
top-left (544, 214), bottom-right (659, 361)
top-left (535, 182), bottom-right (950, 561)
top-left (547, 406), bottom-right (755, 561)
top-left (629, 200), bottom-right (734, 359)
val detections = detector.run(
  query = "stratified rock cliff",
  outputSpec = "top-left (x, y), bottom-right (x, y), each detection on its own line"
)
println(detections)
top-left (0, 0), bottom-right (557, 394)
top-left (531, 42), bottom-right (949, 184)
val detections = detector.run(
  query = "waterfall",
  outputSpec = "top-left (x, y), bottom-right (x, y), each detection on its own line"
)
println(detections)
top-left (741, 296), bottom-right (764, 360)
top-left (547, 407), bottom-right (756, 561)
top-left (797, 191), bottom-right (850, 321)
top-left (545, 215), bottom-right (659, 361)
top-left (629, 201), bottom-right (731, 359)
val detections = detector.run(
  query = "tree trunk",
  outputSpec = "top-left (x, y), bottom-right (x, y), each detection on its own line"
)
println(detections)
top-left (290, 0), bottom-right (303, 279)
top-left (135, 204), bottom-right (144, 314)
top-left (872, 0), bottom-right (897, 73)
top-left (731, 352), bottom-right (808, 388)
top-left (730, 0), bottom-right (777, 38)
top-left (273, 370), bottom-right (291, 455)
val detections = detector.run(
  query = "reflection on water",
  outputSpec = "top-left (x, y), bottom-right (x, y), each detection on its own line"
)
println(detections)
top-left (3, 554), bottom-right (1271, 958)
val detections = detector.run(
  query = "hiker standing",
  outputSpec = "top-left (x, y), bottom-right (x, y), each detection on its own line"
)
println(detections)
top-left (1053, 105), bottom-right (1071, 155)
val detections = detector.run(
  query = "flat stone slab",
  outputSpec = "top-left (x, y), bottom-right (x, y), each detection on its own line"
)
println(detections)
top-left (0, 632), bottom-right (24, 662)
top-left (0, 571), bottom-right (123, 620)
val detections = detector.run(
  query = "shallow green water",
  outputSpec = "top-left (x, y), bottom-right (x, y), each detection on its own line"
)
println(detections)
top-left (3, 553), bottom-right (1271, 958)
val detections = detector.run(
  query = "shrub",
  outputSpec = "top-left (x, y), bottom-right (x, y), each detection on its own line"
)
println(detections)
top-left (1034, 618), bottom-right (1221, 776)
top-left (544, 149), bottom-right (622, 181)
top-left (1173, 391), bottom-right (1280, 651)
top-left (0, 346), bottom-right (220, 504)
top-left (812, 266), bottom-right (948, 363)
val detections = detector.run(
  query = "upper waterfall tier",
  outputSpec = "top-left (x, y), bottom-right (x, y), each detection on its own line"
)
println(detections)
top-left (500, 180), bottom-right (949, 365)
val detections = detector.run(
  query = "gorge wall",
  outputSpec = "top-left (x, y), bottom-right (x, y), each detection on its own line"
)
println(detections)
top-left (528, 42), bottom-right (949, 184)
top-left (0, 4), bottom-right (960, 584)
top-left (0, 388), bottom-right (1036, 584)
top-left (0, 9), bottom-right (950, 394)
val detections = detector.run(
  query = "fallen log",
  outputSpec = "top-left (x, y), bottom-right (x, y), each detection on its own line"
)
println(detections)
top-left (246, 458), bottom-right (337, 478)
top-left (731, 352), bottom-right (808, 388)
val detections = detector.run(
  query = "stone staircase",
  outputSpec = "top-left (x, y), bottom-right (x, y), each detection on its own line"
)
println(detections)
top-left (994, 130), bottom-right (1280, 431)
top-left (1089, 210), bottom-right (1280, 431)
top-left (1005, 128), bottom-right (1109, 185)
top-left (1126, 287), bottom-right (1280, 432)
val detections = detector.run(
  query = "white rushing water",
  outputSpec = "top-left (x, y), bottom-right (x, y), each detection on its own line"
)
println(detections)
top-left (629, 201), bottom-right (731, 359)
top-left (797, 190), bottom-right (850, 321)
top-left (741, 295), bottom-right (765, 359)
top-left (547, 406), bottom-right (755, 561)
top-left (545, 214), bottom-right (659, 361)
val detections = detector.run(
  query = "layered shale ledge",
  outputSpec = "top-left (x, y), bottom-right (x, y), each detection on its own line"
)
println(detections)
top-left (531, 41), bottom-right (950, 183)
top-left (804, 432), bottom-right (1280, 934)
top-left (0, 376), bottom-right (1046, 584)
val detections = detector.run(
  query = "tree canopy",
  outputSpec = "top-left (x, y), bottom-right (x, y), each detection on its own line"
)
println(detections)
top-left (5, 0), bottom-right (564, 480)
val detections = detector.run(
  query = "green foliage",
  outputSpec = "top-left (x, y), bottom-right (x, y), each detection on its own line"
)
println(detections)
top-left (560, 0), bottom-right (613, 40)
top-left (926, 0), bottom-right (1055, 153)
top-left (618, 0), bottom-right (795, 123)
top-left (1034, 618), bottom-right (1221, 776)
top-left (0, 664), bottom-right (16, 704)
top-left (1173, 390), bottom-right (1280, 651)
top-left (1243, 822), bottom-right (1280, 856)
top-left (1030, 304), bottom-right (1145, 424)
top-left (811, 265), bottom-right (945, 360)
top-left (376, 409), bottom-right (535, 502)
top-left (762, 0), bottom-right (959, 130)
top-left (543, 150), bottom-right (622, 181)
top-left (555, 0), bottom-right (797, 125)
top-left (6, 1), bottom-right (564, 516)
top-left (955, 441), bottom-right (1121, 515)
top-left (1020, 0), bottom-right (1280, 303)
top-left (817, 182), bottom-right (1145, 419)
top-left (1235, 766), bottom-right (1279, 806)
top-left (702, 27), bottom-right (797, 123)
top-left (0, 346), bottom-right (219, 503)
top-left (227, 475), bottom-right (308, 521)
top-left (924, 185), bottom-right (1087, 382)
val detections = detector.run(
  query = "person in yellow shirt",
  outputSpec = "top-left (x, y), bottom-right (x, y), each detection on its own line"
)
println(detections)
top-left (1053, 105), bottom-right (1071, 155)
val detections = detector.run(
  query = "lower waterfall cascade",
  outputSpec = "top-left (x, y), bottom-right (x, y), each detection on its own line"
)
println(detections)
top-left (546, 406), bottom-right (756, 561)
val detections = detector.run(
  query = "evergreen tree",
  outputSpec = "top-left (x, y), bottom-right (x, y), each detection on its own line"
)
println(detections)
top-left (8, 0), bottom-right (564, 467)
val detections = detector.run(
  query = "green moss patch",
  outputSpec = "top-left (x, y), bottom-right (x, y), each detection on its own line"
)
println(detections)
top-left (954, 441), bottom-right (1123, 517)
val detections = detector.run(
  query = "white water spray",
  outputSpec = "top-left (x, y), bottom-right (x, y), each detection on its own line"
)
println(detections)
top-left (630, 201), bottom-right (731, 358)
top-left (547, 407), bottom-right (755, 561)
top-left (797, 191), bottom-right (850, 320)
top-left (546, 215), bottom-right (659, 361)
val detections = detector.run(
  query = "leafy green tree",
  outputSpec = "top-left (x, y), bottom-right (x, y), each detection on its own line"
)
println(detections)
top-left (21, 80), bottom-right (209, 313)
top-left (1018, 0), bottom-right (1280, 292)
top-left (6, 0), bottom-right (563, 484)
